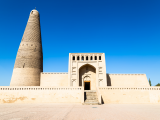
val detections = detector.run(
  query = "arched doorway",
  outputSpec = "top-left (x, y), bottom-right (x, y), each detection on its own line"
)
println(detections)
top-left (79, 64), bottom-right (96, 90)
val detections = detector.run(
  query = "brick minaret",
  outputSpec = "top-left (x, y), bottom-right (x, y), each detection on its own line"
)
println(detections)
top-left (10, 9), bottom-right (43, 86)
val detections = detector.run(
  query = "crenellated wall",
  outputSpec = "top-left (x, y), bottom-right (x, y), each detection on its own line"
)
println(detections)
top-left (99, 87), bottom-right (160, 104)
top-left (1, 86), bottom-right (160, 104)
top-left (0, 87), bottom-right (84, 104)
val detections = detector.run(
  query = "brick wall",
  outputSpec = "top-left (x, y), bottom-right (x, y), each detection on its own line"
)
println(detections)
top-left (10, 10), bottom-right (43, 86)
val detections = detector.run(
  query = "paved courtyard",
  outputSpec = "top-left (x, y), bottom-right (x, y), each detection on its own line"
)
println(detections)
top-left (0, 103), bottom-right (160, 120)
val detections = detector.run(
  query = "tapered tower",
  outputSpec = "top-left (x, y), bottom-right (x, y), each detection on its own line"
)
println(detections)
top-left (10, 9), bottom-right (43, 86)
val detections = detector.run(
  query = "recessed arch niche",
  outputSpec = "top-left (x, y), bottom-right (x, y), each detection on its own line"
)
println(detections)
top-left (79, 64), bottom-right (96, 90)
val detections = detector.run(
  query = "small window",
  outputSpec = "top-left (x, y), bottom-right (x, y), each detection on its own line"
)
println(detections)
top-left (86, 56), bottom-right (88, 60)
top-left (90, 56), bottom-right (93, 60)
top-left (95, 56), bottom-right (97, 60)
top-left (99, 56), bottom-right (101, 60)
top-left (73, 56), bottom-right (75, 60)
top-left (77, 56), bottom-right (79, 60)
top-left (81, 56), bottom-right (84, 61)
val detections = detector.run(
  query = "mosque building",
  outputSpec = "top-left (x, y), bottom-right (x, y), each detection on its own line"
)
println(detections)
top-left (0, 9), bottom-right (160, 104)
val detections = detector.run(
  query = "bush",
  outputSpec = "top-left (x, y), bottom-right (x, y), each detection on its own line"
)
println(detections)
top-left (155, 83), bottom-right (160, 86)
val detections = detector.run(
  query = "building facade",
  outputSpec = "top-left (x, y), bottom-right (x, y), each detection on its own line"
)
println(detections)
top-left (0, 9), bottom-right (160, 104)
top-left (40, 53), bottom-right (149, 89)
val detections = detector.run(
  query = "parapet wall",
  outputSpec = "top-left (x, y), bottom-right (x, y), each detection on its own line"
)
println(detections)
top-left (99, 87), bottom-right (160, 104)
top-left (40, 73), bottom-right (68, 86)
top-left (107, 74), bottom-right (150, 87)
top-left (1, 86), bottom-right (160, 104)
top-left (0, 87), bottom-right (84, 104)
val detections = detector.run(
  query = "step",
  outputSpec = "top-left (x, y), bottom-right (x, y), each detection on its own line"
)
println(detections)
top-left (86, 96), bottom-right (98, 100)
top-left (84, 90), bottom-right (96, 92)
top-left (85, 100), bottom-right (98, 102)
top-left (86, 95), bottom-right (97, 98)
top-left (86, 92), bottom-right (97, 96)
top-left (83, 90), bottom-right (100, 105)
top-left (83, 102), bottom-right (100, 105)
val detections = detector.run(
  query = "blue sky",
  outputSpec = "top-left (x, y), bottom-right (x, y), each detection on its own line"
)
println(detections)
top-left (0, 0), bottom-right (160, 86)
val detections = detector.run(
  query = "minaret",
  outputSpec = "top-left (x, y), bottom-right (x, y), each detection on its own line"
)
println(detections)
top-left (10, 9), bottom-right (43, 86)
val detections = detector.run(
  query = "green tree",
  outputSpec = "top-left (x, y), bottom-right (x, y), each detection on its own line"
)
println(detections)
top-left (149, 78), bottom-right (152, 86)
top-left (155, 83), bottom-right (160, 86)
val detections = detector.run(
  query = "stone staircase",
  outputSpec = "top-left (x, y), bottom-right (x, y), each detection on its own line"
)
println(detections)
top-left (83, 90), bottom-right (100, 105)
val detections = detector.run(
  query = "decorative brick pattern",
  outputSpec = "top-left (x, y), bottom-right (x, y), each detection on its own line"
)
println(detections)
top-left (10, 10), bottom-right (43, 86)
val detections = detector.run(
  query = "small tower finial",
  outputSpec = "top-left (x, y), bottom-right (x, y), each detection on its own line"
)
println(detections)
top-left (35, 7), bottom-right (36, 10)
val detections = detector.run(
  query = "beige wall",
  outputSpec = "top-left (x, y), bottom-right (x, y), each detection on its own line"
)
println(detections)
top-left (40, 73), bottom-right (68, 87)
top-left (0, 87), bottom-right (83, 103)
top-left (11, 68), bottom-right (41, 86)
top-left (1, 86), bottom-right (160, 104)
top-left (40, 73), bottom-right (150, 88)
top-left (107, 74), bottom-right (150, 87)
top-left (99, 87), bottom-right (160, 104)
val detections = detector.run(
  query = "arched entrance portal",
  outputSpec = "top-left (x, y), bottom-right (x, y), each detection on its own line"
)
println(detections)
top-left (79, 64), bottom-right (96, 90)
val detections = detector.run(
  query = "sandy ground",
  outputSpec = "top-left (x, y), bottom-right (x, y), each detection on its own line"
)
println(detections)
top-left (0, 103), bottom-right (160, 120)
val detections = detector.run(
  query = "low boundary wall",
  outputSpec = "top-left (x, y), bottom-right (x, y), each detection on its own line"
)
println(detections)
top-left (1, 86), bottom-right (160, 104)
top-left (0, 87), bottom-right (84, 104)
top-left (99, 87), bottom-right (160, 104)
